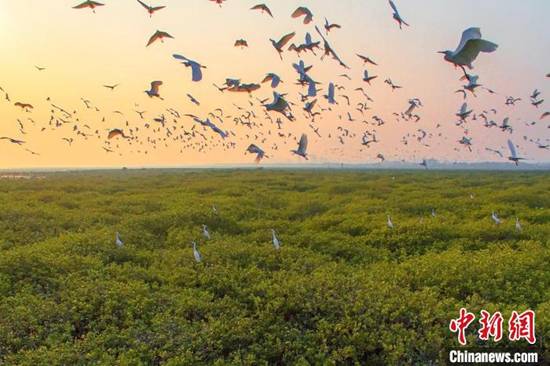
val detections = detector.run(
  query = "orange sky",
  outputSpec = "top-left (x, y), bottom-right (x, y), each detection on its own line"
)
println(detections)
top-left (0, 0), bottom-right (548, 168)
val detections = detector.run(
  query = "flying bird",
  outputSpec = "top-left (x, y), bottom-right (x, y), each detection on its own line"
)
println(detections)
top-left (234, 39), bottom-right (249, 48)
top-left (103, 84), bottom-right (119, 91)
top-left (136, 0), bottom-right (165, 17)
top-left (357, 54), bottom-right (378, 66)
top-left (246, 144), bottom-right (266, 163)
top-left (145, 81), bottom-right (163, 99)
top-left (439, 27), bottom-right (498, 71)
top-left (173, 54), bottom-right (206, 82)
top-left (250, 4), bottom-right (273, 17)
top-left (210, 0), bottom-right (226, 7)
top-left (291, 134), bottom-right (308, 159)
top-left (0, 136), bottom-right (25, 145)
top-left (507, 139), bottom-right (524, 166)
top-left (324, 18), bottom-right (341, 34)
top-left (146, 30), bottom-right (174, 47)
top-left (389, 0), bottom-right (409, 29)
top-left (261, 73), bottom-right (282, 88)
top-left (108, 129), bottom-right (128, 139)
top-left (363, 69), bottom-right (377, 84)
top-left (270, 32), bottom-right (296, 60)
top-left (73, 1), bottom-right (104, 12)
top-left (291, 7), bottom-right (313, 24)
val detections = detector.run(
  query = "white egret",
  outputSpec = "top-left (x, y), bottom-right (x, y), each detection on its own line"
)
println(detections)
top-left (192, 241), bottom-right (202, 262)
top-left (507, 139), bottom-right (524, 166)
top-left (246, 144), bottom-right (266, 163)
top-left (491, 211), bottom-right (501, 225)
top-left (456, 103), bottom-right (473, 121)
top-left (291, 134), bottom-right (308, 159)
top-left (387, 215), bottom-right (394, 229)
top-left (515, 217), bottom-right (522, 232)
top-left (173, 54), bottom-right (206, 82)
top-left (115, 232), bottom-right (124, 248)
top-left (272, 229), bottom-right (280, 250)
top-left (202, 225), bottom-right (211, 240)
top-left (439, 27), bottom-right (498, 71)
top-left (388, 1), bottom-right (409, 29)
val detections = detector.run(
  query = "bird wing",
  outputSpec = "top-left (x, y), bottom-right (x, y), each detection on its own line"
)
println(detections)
top-left (299, 134), bottom-right (308, 152)
top-left (454, 39), bottom-right (498, 66)
top-left (507, 139), bottom-right (517, 158)
top-left (108, 129), bottom-right (123, 139)
top-left (277, 32), bottom-right (296, 48)
top-left (136, 0), bottom-right (150, 10)
top-left (388, 0), bottom-right (399, 14)
top-left (190, 63), bottom-right (202, 82)
top-left (291, 7), bottom-right (308, 18)
top-left (150, 80), bottom-right (162, 93)
top-left (454, 27), bottom-right (482, 54)
top-left (73, 1), bottom-right (92, 9)
top-left (151, 5), bottom-right (165, 12)
top-left (147, 31), bottom-right (161, 46)
top-left (172, 54), bottom-right (189, 62)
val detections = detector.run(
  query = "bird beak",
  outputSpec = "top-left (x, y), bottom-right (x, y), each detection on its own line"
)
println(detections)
top-left (437, 51), bottom-right (446, 54)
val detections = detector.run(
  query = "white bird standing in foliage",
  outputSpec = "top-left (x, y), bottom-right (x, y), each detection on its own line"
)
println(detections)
top-left (439, 27), bottom-right (498, 72)
top-left (192, 241), bottom-right (202, 262)
top-left (387, 215), bottom-right (394, 229)
top-left (272, 229), bottom-right (280, 250)
top-left (515, 217), bottom-right (522, 232)
top-left (491, 211), bottom-right (501, 225)
top-left (115, 232), bottom-right (124, 248)
top-left (202, 225), bottom-right (211, 240)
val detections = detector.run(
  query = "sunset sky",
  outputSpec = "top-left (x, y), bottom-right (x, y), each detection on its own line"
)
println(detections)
top-left (0, 0), bottom-right (548, 168)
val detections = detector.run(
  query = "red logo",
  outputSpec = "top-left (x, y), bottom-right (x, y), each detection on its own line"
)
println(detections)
top-left (508, 310), bottom-right (536, 344)
top-left (450, 308), bottom-right (536, 345)
top-left (449, 308), bottom-right (476, 346)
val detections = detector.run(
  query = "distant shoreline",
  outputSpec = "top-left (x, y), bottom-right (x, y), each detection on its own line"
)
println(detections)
top-left (1, 162), bottom-right (549, 174)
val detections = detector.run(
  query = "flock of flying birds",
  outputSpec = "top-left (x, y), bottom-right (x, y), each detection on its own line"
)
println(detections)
top-left (1, 0), bottom-right (549, 166)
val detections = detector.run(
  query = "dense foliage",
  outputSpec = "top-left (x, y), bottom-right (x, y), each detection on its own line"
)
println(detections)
top-left (0, 170), bottom-right (548, 365)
